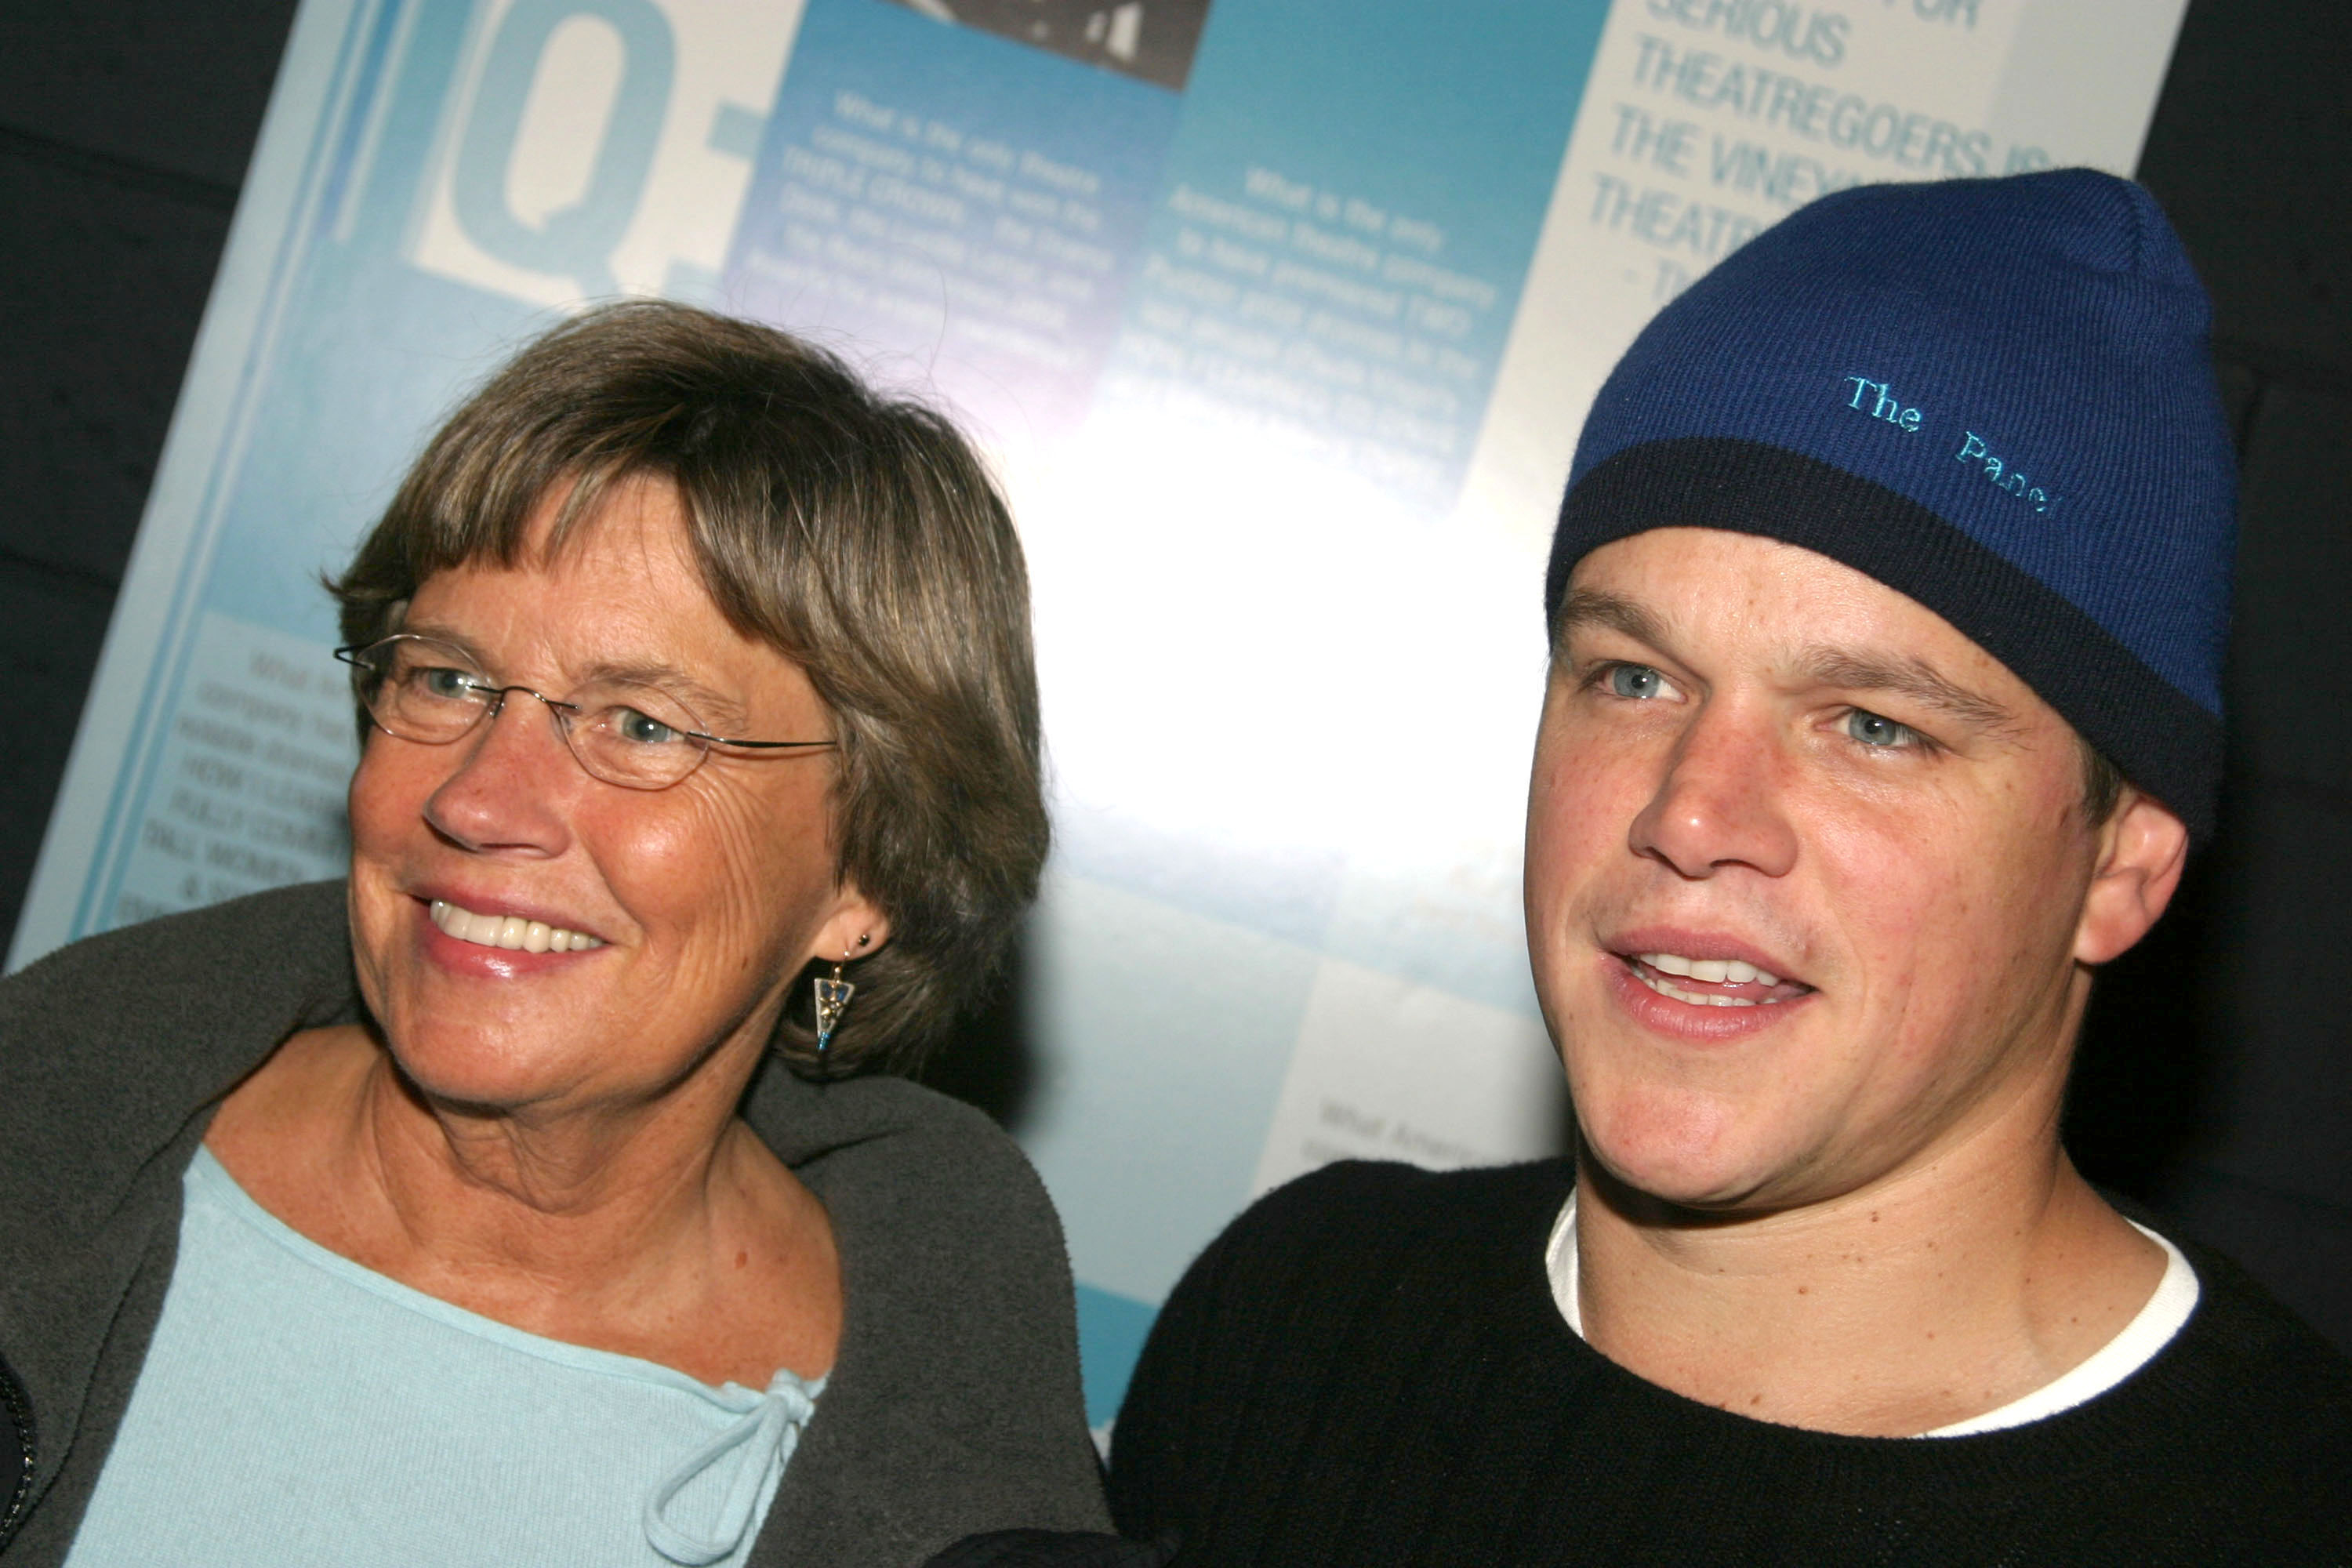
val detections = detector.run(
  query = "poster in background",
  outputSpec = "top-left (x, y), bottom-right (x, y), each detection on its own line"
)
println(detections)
top-left (13, 0), bottom-right (2187, 1425)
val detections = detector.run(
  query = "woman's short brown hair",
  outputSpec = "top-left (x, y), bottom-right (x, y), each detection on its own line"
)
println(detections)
top-left (331, 299), bottom-right (1047, 1076)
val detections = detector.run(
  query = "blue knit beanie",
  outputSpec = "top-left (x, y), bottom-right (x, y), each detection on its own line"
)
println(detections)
top-left (1547, 169), bottom-right (2235, 840)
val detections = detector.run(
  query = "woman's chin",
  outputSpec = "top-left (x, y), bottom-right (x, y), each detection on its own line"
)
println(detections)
top-left (375, 1025), bottom-right (591, 1115)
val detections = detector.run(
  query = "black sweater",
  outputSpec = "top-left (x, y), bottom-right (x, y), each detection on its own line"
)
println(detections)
top-left (1107, 1159), bottom-right (2352, 1566)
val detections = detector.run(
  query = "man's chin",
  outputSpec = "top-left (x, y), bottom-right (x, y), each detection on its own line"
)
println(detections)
top-left (1575, 1124), bottom-right (1795, 1219)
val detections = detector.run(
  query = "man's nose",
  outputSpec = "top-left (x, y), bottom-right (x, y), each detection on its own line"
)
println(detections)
top-left (1627, 700), bottom-right (1800, 880)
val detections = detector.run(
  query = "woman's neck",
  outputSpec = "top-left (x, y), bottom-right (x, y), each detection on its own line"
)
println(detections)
top-left (206, 1023), bottom-right (840, 1386)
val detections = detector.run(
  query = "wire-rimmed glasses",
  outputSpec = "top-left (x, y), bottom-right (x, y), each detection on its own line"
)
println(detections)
top-left (335, 634), bottom-right (836, 790)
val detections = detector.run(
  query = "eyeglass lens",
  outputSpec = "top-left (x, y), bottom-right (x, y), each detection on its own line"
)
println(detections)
top-left (354, 637), bottom-right (713, 789)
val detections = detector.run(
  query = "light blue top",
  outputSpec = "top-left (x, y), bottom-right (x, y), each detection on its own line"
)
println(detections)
top-left (66, 1146), bottom-right (822, 1567)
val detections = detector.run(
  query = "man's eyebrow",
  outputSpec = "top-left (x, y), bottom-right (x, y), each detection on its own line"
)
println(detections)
top-left (1552, 588), bottom-right (1668, 653)
top-left (1798, 646), bottom-right (2017, 733)
top-left (1551, 597), bottom-right (2018, 733)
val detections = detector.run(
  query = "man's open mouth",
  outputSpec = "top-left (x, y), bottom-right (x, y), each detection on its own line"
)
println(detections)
top-left (1623, 950), bottom-right (1813, 1009)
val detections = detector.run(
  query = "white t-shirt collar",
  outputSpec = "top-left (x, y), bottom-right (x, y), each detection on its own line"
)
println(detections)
top-left (1542, 1188), bottom-right (2198, 1436)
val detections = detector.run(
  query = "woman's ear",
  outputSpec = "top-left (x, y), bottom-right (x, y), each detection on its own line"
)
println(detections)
top-left (811, 891), bottom-right (891, 967)
top-left (2074, 789), bottom-right (2190, 967)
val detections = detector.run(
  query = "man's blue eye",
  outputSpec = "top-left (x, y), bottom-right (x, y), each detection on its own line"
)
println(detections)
top-left (1607, 665), bottom-right (1666, 700)
top-left (1846, 710), bottom-right (1912, 747)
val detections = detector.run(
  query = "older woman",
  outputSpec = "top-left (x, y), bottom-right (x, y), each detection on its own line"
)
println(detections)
top-left (0, 302), bottom-right (1108, 1566)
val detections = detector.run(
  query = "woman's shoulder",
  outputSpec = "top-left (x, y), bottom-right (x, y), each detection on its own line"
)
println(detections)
top-left (743, 1065), bottom-right (1077, 1331)
top-left (0, 881), bottom-right (358, 1166)
top-left (0, 883), bottom-right (364, 1370)
top-left (746, 1069), bottom-right (1110, 1547)
top-left (1, 880), bottom-right (356, 1042)
top-left (743, 1067), bottom-right (1048, 1212)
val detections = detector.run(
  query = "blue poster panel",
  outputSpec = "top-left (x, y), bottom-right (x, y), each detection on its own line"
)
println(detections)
top-left (14, 0), bottom-right (2188, 1425)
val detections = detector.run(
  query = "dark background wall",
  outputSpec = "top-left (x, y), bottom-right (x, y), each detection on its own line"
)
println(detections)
top-left (3, 2), bottom-right (2347, 1351)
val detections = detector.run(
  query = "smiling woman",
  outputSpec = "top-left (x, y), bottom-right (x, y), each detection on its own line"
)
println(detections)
top-left (332, 301), bottom-right (1049, 1077)
top-left (0, 303), bottom-right (1108, 1567)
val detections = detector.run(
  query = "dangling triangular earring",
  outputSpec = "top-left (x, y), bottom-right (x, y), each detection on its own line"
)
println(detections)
top-left (813, 960), bottom-right (855, 1058)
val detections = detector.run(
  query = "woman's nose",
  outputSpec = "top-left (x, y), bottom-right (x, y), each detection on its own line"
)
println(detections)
top-left (1627, 705), bottom-right (1799, 880)
top-left (422, 695), bottom-right (579, 855)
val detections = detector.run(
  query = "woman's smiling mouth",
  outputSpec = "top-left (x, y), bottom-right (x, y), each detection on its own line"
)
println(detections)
top-left (428, 898), bottom-right (606, 953)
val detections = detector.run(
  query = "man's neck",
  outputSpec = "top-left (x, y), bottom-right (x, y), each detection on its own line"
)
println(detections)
top-left (1573, 1107), bottom-right (2166, 1436)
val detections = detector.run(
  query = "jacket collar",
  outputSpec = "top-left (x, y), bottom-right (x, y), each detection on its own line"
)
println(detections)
top-left (0, 880), bottom-right (361, 1517)
top-left (0, 881), bottom-right (980, 1534)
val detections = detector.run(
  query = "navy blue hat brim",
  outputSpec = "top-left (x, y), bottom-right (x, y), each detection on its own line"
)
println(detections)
top-left (1548, 436), bottom-right (2220, 842)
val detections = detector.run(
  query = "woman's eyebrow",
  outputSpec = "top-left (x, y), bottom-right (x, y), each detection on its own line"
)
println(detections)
top-left (578, 659), bottom-right (750, 728)
top-left (1798, 645), bottom-right (2019, 734)
top-left (393, 622), bottom-right (492, 666)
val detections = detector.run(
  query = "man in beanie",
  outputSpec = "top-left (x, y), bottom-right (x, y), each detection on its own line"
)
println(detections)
top-left (1091, 171), bottom-right (2352, 1563)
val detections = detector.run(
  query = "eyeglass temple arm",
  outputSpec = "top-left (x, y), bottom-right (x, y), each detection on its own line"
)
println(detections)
top-left (699, 736), bottom-right (837, 750)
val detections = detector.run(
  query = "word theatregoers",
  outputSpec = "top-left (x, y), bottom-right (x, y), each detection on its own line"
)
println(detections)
top-left (1842, 375), bottom-right (2058, 513)
top-left (1633, 34), bottom-right (1995, 176)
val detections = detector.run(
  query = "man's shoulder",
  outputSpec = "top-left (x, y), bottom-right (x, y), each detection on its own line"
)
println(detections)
top-left (1226, 1156), bottom-right (1573, 1265)
top-left (1958, 1240), bottom-right (2352, 1558)
top-left (1943, 1232), bottom-right (2352, 1553)
top-left (2162, 1237), bottom-right (2352, 1433)
top-left (1109, 1158), bottom-right (1586, 1544)
top-left (1155, 1156), bottom-right (1575, 1348)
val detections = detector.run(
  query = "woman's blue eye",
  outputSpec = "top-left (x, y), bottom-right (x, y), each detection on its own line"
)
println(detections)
top-left (418, 667), bottom-right (478, 700)
top-left (613, 708), bottom-right (683, 746)
top-left (1846, 710), bottom-right (1914, 748)
top-left (1606, 664), bottom-right (1667, 699)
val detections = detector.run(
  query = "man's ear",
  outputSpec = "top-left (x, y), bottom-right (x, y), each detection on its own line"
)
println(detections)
top-left (2074, 789), bottom-right (2190, 966)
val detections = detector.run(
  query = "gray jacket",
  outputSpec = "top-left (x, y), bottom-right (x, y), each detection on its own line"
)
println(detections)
top-left (0, 880), bottom-right (1109, 1565)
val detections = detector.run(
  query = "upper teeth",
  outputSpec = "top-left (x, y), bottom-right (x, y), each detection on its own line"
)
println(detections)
top-left (430, 899), bottom-right (604, 953)
top-left (1639, 952), bottom-right (1778, 986)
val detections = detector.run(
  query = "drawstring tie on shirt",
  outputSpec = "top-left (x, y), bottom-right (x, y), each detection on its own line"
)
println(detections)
top-left (643, 1372), bottom-right (819, 1566)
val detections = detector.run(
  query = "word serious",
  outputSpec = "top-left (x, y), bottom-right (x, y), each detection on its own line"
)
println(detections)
top-left (1842, 373), bottom-right (2058, 514)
